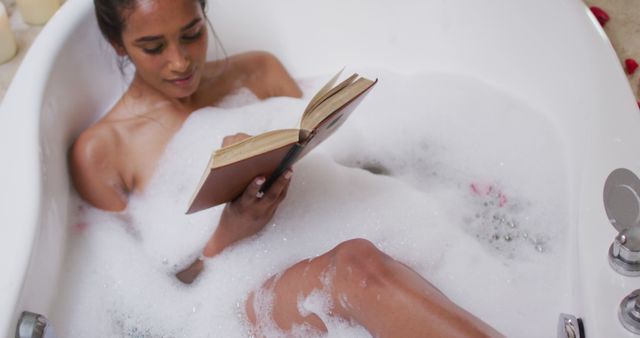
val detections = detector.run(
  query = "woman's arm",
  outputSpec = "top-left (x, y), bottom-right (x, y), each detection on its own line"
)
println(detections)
top-left (69, 129), bottom-right (129, 211)
top-left (176, 172), bottom-right (291, 283)
top-left (176, 133), bottom-right (293, 284)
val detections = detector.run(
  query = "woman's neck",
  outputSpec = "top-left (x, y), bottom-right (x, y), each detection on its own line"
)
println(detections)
top-left (113, 73), bottom-right (194, 130)
top-left (130, 72), bottom-right (198, 110)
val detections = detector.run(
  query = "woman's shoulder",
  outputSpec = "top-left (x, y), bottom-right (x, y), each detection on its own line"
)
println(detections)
top-left (69, 120), bottom-right (128, 211)
top-left (203, 51), bottom-right (302, 100)
top-left (70, 93), bottom-right (168, 163)
top-left (70, 122), bottom-right (121, 167)
top-left (69, 121), bottom-right (122, 181)
top-left (203, 51), bottom-right (281, 72)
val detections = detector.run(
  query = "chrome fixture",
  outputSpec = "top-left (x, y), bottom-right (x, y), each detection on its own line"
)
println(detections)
top-left (557, 313), bottom-right (584, 338)
top-left (604, 168), bottom-right (640, 276)
top-left (620, 289), bottom-right (640, 335)
top-left (610, 227), bottom-right (640, 276)
top-left (15, 311), bottom-right (55, 338)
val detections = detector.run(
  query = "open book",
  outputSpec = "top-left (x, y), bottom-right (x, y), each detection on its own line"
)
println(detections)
top-left (186, 70), bottom-right (378, 214)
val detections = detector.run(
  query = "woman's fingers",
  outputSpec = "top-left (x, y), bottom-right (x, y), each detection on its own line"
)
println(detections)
top-left (275, 177), bottom-right (291, 204)
top-left (218, 170), bottom-right (293, 250)
top-left (260, 169), bottom-right (293, 204)
top-left (233, 169), bottom-right (292, 216)
top-left (237, 176), bottom-right (266, 207)
top-left (265, 179), bottom-right (290, 215)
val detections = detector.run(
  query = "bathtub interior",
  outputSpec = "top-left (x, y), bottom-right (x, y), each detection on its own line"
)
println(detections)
top-left (0, 5), bottom-right (127, 338)
top-left (210, 3), bottom-right (640, 336)
top-left (0, 0), bottom-right (638, 336)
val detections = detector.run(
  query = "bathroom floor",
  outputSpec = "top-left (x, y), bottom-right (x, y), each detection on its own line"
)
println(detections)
top-left (586, 0), bottom-right (640, 100)
top-left (0, 1), bottom-right (636, 102)
top-left (0, 1), bottom-right (42, 100)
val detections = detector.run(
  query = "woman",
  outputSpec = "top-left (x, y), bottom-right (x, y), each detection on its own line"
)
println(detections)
top-left (70, 0), bottom-right (502, 336)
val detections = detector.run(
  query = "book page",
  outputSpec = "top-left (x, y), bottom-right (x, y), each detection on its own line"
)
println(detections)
top-left (303, 69), bottom-right (344, 116)
top-left (297, 82), bottom-right (376, 161)
top-left (212, 129), bottom-right (300, 168)
top-left (302, 73), bottom-right (359, 123)
top-left (300, 77), bottom-right (376, 132)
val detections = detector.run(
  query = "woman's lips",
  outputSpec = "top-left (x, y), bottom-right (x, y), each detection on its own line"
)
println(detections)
top-left (168, 72), bottom-right (194, 87)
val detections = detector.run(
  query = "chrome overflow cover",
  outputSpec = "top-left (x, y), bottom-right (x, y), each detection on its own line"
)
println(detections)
top-left (604, 168), bottom-right (640, 276)
top-left (620, 289), bottom-right (640, 335)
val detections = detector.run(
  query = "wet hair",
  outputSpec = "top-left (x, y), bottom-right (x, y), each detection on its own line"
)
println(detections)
top-left (94, 0), bottom-right (207, 48)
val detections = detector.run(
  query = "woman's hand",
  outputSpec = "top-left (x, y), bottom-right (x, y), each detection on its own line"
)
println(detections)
top-left (203, 171), bottom-right (292, 257)
top-left (202, 132), bottom-right (293, 257)
top-left (221, 132), bottom-right (252, 147)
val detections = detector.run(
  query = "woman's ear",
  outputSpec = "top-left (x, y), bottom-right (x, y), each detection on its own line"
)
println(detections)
top-left (110, 41), bottom-right (127, 56)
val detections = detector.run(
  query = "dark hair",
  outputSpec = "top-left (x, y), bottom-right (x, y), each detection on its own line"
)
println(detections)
top-left (94, 0), bottom-right (207, 48)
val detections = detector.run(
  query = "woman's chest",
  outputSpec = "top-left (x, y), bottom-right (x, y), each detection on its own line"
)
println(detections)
top-left (118, 119), bottom-right (185, 193)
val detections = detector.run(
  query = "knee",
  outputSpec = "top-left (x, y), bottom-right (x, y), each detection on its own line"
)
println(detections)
top-left (332, 239), bottom-right (392, 289)
top-left (334, 239), bottom-right (382, 262)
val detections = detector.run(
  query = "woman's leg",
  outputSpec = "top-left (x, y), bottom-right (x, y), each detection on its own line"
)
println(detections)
top-left (246, 238), bottom-right (503, 338)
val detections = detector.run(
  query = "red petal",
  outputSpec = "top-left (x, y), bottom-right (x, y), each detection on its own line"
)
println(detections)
top-left (590, 6), bottom-right (610, 27)
top-left (498, 193), bottom-right (507, 207)
top-left (625, 58), bottom-right (639, 75)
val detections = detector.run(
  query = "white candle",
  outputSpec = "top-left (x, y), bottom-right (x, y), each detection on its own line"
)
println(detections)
top-left (16, 0), bottom-right (60, 25)
top-left (0, 2), bottom-right (17, 64)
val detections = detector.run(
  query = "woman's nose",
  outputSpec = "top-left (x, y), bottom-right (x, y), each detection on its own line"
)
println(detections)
top-left (167, 44), bottom-right (191, 73)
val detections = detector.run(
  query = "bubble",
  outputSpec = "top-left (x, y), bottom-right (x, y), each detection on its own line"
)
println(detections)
top-left (53, 71), bottom-right (568, 338)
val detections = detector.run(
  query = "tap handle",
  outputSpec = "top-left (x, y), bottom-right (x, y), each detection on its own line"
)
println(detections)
top-left (604, 168), bottom-right (640, 231)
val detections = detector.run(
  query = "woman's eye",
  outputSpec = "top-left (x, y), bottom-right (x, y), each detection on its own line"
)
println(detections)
top-left (182, 30), bottom-right (202, 41)
top-left (143, 44), bottom-right (164, 54)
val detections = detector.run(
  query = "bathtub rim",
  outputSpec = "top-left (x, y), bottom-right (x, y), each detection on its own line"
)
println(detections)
top-left (1, 0), bottom-right (639, 337)
top-left (0, 0), bottom-right (95, 336)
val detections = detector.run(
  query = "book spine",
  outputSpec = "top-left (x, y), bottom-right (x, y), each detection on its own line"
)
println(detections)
top-left (258, 143), bottom-right (304, 195)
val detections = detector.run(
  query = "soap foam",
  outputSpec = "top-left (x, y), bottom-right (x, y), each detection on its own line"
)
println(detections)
top-left (52, 71), bottom-right (569, 337)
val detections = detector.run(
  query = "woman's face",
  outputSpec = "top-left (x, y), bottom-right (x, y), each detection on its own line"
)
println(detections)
top-left (119, 0), bottom-right (208, 99)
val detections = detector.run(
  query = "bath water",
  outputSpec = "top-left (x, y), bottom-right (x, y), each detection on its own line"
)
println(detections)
top-left (52, 71), bottom-right (569, 337)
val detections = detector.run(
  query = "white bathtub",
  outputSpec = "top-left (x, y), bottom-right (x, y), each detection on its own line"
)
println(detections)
top-left (1, 0), bottom-right (638, 336)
